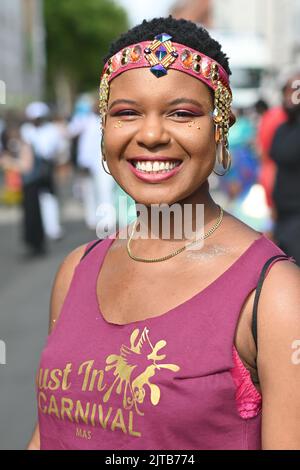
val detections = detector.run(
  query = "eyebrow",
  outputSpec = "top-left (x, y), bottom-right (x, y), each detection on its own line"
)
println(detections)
top-left (166, 98), bottom-right (205, 108)
top-left (108, 99), bottom-right (137, 110)
top-left (108, 97), bottom-right (208, 110)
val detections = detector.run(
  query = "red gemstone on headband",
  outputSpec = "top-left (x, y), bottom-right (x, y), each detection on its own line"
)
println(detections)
top-left (111, 52), bottom-right (121, 71)
top-left (201, 58), bottom-right (211, 78)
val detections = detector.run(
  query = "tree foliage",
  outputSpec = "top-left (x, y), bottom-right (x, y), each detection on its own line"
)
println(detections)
top-left (44, 0), bottom-right (128, 99)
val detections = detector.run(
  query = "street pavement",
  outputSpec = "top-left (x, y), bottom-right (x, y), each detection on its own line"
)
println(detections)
top-left (0, 202), bottom-right (94, 449)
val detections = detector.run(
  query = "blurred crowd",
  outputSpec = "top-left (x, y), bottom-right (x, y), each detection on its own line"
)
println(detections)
top-left (0, 94), bottom-right (135, 258)
top-left (0, 69), bottom-right (300, 265)
top-left (212, 67), bottom-right (300, 265)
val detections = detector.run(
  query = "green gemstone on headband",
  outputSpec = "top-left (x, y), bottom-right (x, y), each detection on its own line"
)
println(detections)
top-left (150, 64), bottom-right (167, 77)
top-left (154, 33), bottom-right (172, 43)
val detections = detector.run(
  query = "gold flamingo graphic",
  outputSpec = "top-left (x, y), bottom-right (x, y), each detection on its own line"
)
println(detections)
top-left (103, 327), bottom-right (180, 415)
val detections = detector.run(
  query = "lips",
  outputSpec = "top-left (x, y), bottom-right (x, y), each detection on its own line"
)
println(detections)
top-left (127, 156), bottom-right (182, 169)
top-left (126, 156), bottom-right (184, 183)
top-left (128, 156), bottom-right (183, 162)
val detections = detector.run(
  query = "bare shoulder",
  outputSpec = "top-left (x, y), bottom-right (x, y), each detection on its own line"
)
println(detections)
top-left (258, 257), bottom-right (300, 328)
top-left (223, 211), bottom-right (300, 448)
top-left (257, 256), bottom-right (300, 376)
top-left (257, 259), bottom-right (300, 449)
top-left (48, 242), bottom-right (90, 333)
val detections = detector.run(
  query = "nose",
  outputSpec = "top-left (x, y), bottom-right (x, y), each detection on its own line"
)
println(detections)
top-left (136, 114), bottom-right (171, 149)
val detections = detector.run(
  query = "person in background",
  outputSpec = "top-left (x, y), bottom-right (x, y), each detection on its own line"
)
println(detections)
top-left (218, 107), bottom-right (261, 230)
top-left (256, 102), bottom-right (287, 217)
top-left (0, 121), bottom-right (47, 257)
top-left (254, 99), bottom-right (269, 117)
top-left (270, 69), bottom-right (300, 265)
top-left (0, 114), bottom-right (22, 205)
top-left (68, 98), bottom-right (116, 232)
top-left (21, 102), bottom-right (64, 241)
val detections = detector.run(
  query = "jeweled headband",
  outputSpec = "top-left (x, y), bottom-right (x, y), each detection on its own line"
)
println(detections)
top-left (99, 33), bottom-right (233, 143)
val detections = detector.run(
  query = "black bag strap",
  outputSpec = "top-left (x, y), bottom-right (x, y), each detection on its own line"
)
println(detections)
top-left (251, 254), bottom-right (290, 360)
top-left (80, 230), bottom-right (120, 262)
top-left (80, 238), bottom-right (103, 261)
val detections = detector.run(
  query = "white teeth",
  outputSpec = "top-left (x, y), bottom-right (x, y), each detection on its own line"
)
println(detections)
top-left (132, 160), bottom-right (180, 173)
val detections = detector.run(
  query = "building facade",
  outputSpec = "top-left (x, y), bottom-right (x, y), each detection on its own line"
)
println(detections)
top-left (171, 0), bottom-right (212, 27)
top-left (212, 0), bottom-right (300, 69)
top-left (170, 0), bottom-right (300, 70)
top-left (0, 0), bottom-right (45, 108)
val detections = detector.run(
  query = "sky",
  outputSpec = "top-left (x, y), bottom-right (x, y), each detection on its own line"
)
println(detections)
top-left (116, 0), bottom-right (176, 26)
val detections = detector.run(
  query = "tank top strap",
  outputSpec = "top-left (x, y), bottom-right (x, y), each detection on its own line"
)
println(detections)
top-left (80, 238), bottom-right (104, 261)
top-left (251, 251), bottom-right (296, 356)
top-left (247, 235), bottom-right (296, 290)
top-left (78, 233), bottom-right (116, 277)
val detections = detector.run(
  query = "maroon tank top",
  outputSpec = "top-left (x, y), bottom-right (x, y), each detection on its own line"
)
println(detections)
top-left (36, 233), bottom-right (294, 449)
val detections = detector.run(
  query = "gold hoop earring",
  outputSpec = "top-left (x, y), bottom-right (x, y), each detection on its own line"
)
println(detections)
top-left (101, 156), bottom-right (112, 176)
top-left (213, 143), bottom-right (232, 176)
top-left (101, 135), bottom-right (105, 156)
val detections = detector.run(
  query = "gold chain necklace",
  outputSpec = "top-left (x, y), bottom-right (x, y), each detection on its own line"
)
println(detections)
top-left (126, 205), bottom-right (224, 263)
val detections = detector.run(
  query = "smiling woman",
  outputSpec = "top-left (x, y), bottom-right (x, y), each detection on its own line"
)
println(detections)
top-left (27, 16), bottom-right (300, 451)
top-left (104, 70), bottom-right (217, 193)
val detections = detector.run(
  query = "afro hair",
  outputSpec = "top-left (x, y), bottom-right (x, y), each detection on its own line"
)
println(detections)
top-left (103, 16), bottom-right (231, 76)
